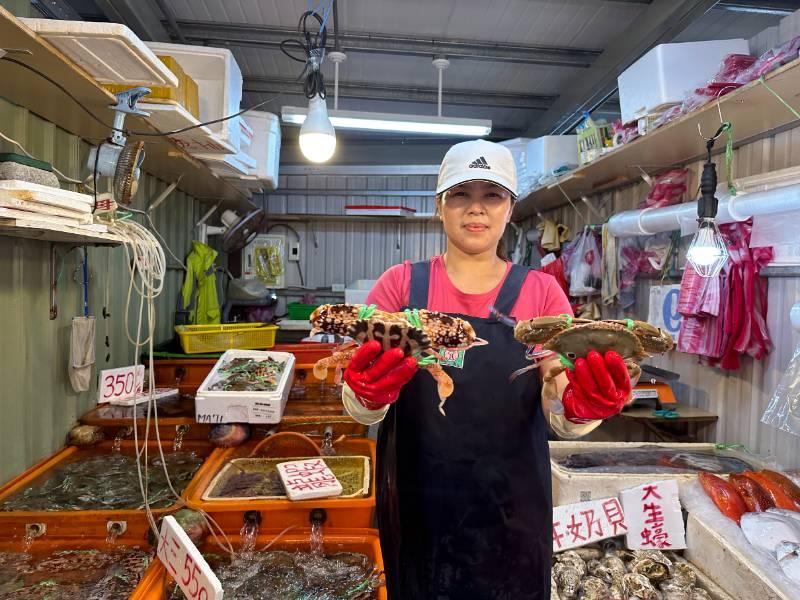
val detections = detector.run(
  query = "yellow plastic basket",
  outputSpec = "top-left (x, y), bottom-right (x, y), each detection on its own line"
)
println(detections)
top-left (175, 323), bottom-right (278, 354)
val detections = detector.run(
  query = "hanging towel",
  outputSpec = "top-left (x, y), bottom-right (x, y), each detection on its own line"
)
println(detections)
top-left (537, 219), bottom-right (570, 252)
top-left (601, 224), bottom-right (619, 305)
top-left (180, 241), bottom-right (221, 325)
top-left (69, 316), bottom-right (95, 392)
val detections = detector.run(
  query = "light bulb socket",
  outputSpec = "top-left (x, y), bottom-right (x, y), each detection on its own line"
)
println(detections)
top-left (698, 160), bottom-right (719, 220)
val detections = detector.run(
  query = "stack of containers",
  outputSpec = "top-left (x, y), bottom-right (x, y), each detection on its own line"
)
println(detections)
top-left (500, 136), bottom-right (578, 196)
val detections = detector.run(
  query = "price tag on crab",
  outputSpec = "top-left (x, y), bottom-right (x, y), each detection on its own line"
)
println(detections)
top-left (97, 365), bottom-right (144, 404)
top-left (552, 497), bottom-right (629, 552)
top-left (620, 479), bottom-right (686, 550)
top-left (157, 516), bottom-right (222, 600)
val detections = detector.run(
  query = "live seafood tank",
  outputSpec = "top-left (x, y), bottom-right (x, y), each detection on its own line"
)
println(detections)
top-left (0, 440), bottom-right (215, 542)
top-left (0, 539), bottom-right (152, 600)
top-left (552, 543), bottom-right (733, 600)
top-left (184, 437), bottom-right (376, 530)
top-left (549, 442), bottom-right (768, 506)
top-left (137, 530), bottom-right (387, 600)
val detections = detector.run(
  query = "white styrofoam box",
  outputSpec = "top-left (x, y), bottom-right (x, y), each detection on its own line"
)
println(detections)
top-left (145, 42), bottom-right (244, 150)
top-left (195, 350), bottom-right (295, 424)
top-left (20, 19), bottom-right (178, 87)
top-left (139, 102), bottom-right (235, 155)
top-left (277, 458), bottom-right (344, 501)
top-left (549, 441), bottom-right (770, 506)
top-left (618, 39), bottom-right (750, 123)
top-left (500, 136), bottom-right (578, 194)
top-left (241, 111), bottom-right (281, 190)
top-left (345, 280), bottom-right (377, 305)
top-left (196, 149), bottom-right (257, 178)
top-left (686, 513), bottom-right (794, 600)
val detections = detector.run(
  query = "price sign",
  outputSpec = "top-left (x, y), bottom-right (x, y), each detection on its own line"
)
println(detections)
top-left (157, 516), bottom-right (223, 600)
top-left (620, 480), bottom-right (686, 550)
top-left (97, 365), bottom-right (145, 404)
top-left (552, 497), bottom-right (628, 552)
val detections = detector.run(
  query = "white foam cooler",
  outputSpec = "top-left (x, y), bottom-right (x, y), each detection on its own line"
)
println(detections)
top-left (145, 42), bottom-right (245, 152)
top-left (240, 111), bottom-right (282, 191)
top-left (618, 39), bottom-right (750, 123)
top-left (500, 136), bottom-right (578, 194)
top-left (549, 441), bottom-right (769, 506)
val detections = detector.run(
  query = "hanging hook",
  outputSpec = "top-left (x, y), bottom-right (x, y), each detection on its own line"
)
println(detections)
top-left (697, 85), bottom-right (737, 142)
top-left (555, 181), bottom-right (587, 226)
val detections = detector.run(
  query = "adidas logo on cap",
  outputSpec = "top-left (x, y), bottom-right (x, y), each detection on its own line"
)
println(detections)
top-left (468, 156), bottom-right (490, 169)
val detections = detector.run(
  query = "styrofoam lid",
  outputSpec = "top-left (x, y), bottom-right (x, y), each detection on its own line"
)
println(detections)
top-left (20, 18), bottom-right (178, 87)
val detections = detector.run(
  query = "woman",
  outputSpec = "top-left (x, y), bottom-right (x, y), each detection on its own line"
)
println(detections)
top-left (341, 140), bottom-right (634, 599)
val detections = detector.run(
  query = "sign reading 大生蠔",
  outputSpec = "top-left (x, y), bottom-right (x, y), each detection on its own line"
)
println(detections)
top-left (97, 365), bottom-right (144, 404)
top-left (157, 516), bottom-right (222, 600)
top-left (620, 479), bottom-right (686, 550)
top-left (552, 497), bottom-right (628, 552)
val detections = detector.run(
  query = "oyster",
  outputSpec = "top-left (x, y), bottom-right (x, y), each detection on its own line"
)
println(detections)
top-left (554, 563), bottom-right (582, 599)
top-left (631, 556), bottom-right (672, 582)
top-left (668, 562), bottom-right (697, 588)
top-left (601, 555), bottom-right (627, 581)
top-left (608, 581), bottom-right (624, 600)
top-left (574, 547), bottom-right (604, 561)
top-left (659, 580), bottom-right (692, 600)
top-left (691, 590), bottom-right (711, 600)
top-left (588, 559), bottom-right (613, 584)
top-left (622, 573), bottom-right (658, 600)
top-left (557, 551), bottom-right (588, 578)
top-left (579, 576), bottom-right (610, 599)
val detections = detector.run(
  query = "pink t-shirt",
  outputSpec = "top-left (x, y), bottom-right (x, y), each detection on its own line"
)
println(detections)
top-left (366, 256), bottom-right (572, 321)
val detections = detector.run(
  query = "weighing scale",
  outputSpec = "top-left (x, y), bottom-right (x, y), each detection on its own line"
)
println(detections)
top-left (627, 364), bottom-right (679, 410)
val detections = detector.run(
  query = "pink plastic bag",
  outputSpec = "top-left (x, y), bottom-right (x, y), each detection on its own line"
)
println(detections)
top-left (639, 168), bottom-right (689, 209)
top-left (735, 36), bottom-right (800, 84)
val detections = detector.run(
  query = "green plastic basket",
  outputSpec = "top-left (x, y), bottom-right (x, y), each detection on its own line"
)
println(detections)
top-left (287, 302), bottom-right (320, 321)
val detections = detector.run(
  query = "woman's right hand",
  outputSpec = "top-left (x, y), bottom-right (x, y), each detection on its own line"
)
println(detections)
top-left (343, 340), bottom-right (418, 409)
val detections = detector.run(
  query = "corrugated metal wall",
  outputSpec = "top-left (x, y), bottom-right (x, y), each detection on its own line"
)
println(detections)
top-left (0, 97), bottom-right (204, 484)
top-left (256, 173), bottom-right (446, 309)
top-left (534, 126), bottom-right (800, 469)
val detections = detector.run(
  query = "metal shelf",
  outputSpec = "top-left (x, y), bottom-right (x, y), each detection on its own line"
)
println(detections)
top-left (0, 7), bottom-right (247, 208)
top-left (513, 56), bottom-right (800, 221)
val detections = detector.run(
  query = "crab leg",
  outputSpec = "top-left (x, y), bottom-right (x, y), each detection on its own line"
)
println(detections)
top-left (313, 348), bottom-right (357, 383)
top-left (420, 362), bottom-right (454, 416)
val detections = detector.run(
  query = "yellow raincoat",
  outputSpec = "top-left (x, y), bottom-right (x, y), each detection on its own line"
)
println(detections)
top-left (180, 241), bottom-right (221, 324)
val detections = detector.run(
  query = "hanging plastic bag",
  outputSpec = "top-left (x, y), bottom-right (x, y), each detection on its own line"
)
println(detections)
top-left (567, 228), bottom-right (602, 297)
top-left (639, 169), bottom-right (689, 209)
top-left (69, 316), bottom-right (95, 393)
top-left (762, 342), bottom-right (800, 437)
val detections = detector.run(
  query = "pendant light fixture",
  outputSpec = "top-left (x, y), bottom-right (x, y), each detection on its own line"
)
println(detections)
top-left (686, 140), bottom-right (729, 277)
top-left (300, 94), bottom-right (336, 163)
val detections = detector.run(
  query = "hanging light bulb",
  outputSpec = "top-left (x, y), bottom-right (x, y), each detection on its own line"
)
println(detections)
top-left (299, 95), bottom-right (336, 163)
top-left (686, 148), bottom-right (728, 277)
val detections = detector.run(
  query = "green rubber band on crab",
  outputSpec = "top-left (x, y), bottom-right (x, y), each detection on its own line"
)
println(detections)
top-left (714, 442), bottom-right (752, 454)
top-left (559, 314), bottom-right (574, 328)
top-left (412, 350), bottom-right (438, 366)
top-left (403, 308), bottom-right (424, 330)
top-left (358, 304), bottom-right (377, 320)
top-left (557, 353), bottom-right (575, 370)
top-left (625, 318), bottom-right (634, 331)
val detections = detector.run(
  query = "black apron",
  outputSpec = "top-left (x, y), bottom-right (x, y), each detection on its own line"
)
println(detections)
top-left (377, 260), bottom-right (553, 600)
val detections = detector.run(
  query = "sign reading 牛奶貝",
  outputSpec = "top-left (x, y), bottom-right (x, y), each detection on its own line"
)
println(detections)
top-left (552, 498), bottom-right (628, 551)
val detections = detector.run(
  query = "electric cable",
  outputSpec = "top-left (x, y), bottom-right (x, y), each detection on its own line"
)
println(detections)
top-left (0, 129), bottom-right (84, 185)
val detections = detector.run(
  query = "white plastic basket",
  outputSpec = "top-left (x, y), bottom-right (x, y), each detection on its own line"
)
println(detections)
top-left (195, 349), bottom-right (295, 424)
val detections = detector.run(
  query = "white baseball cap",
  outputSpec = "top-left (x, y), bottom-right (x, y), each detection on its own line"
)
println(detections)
top-left (436, 139), bottom-right (518, 198)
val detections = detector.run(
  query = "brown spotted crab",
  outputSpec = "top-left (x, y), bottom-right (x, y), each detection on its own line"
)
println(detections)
top-left (510, 315), bottom-right (674, 383)
top-left (310, 303), bottom-right (484, 414)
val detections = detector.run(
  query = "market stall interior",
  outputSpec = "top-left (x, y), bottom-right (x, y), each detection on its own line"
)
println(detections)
top-left (2, 0), bottom-right (800, 598)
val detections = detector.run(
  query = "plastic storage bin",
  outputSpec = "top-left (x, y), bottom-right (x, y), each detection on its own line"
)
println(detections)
top-left (184, 435), bottom-right (376, 529)
top-left (345, 279), bottom-right (377, 305)
top-left (501, 136), bottom-right (578, 191)
top-left (145, 41), bottom-right (245, 151)
top-left (618, 38), bottom-right (750, 123)
top-left (134, 529), bottom-right (387, 600)
top-left (175, 322), bottom-right (278, 354)
top-left (240, 110), bottom-right (282, 191)
top-left (287, 302), bottom-right (321, 321)
top-left (194, 349), bottom-right (296, 424)
top-left (0, 440), bottom-right (214, 543)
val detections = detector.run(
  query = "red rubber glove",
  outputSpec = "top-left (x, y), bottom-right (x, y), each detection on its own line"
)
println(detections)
top-left (343, 340), bottom-right (418, 409)
top-left (561, 350), bottom-right (632, 423)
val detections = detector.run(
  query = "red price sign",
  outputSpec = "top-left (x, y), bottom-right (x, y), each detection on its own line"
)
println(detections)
top-left (157, 516), bottom-right (222, 600)
top-left (97, 365), bottom-right (145, 404)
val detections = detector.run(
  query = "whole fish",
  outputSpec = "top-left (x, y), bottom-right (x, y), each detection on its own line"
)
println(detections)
top-left (729, 473), bottom-right (776, 512)
top-left (767, 508), bottom-right (800, 525)
top-left (561, 448), bottom-right (753, 474)
top-left (759, 470), bottom-right (800, 509)
top-left (776, 541), bottom-right (800, 584)
top-left (740, 512), bottom-right (800, 556)
top-left (744, 471), bottom-right (800, 511)
top-left (699, 472), bottom-right (747, 524)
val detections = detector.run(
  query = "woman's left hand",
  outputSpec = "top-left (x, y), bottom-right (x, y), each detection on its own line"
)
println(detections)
top-left (561, 350), bottom-right (632, 423)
